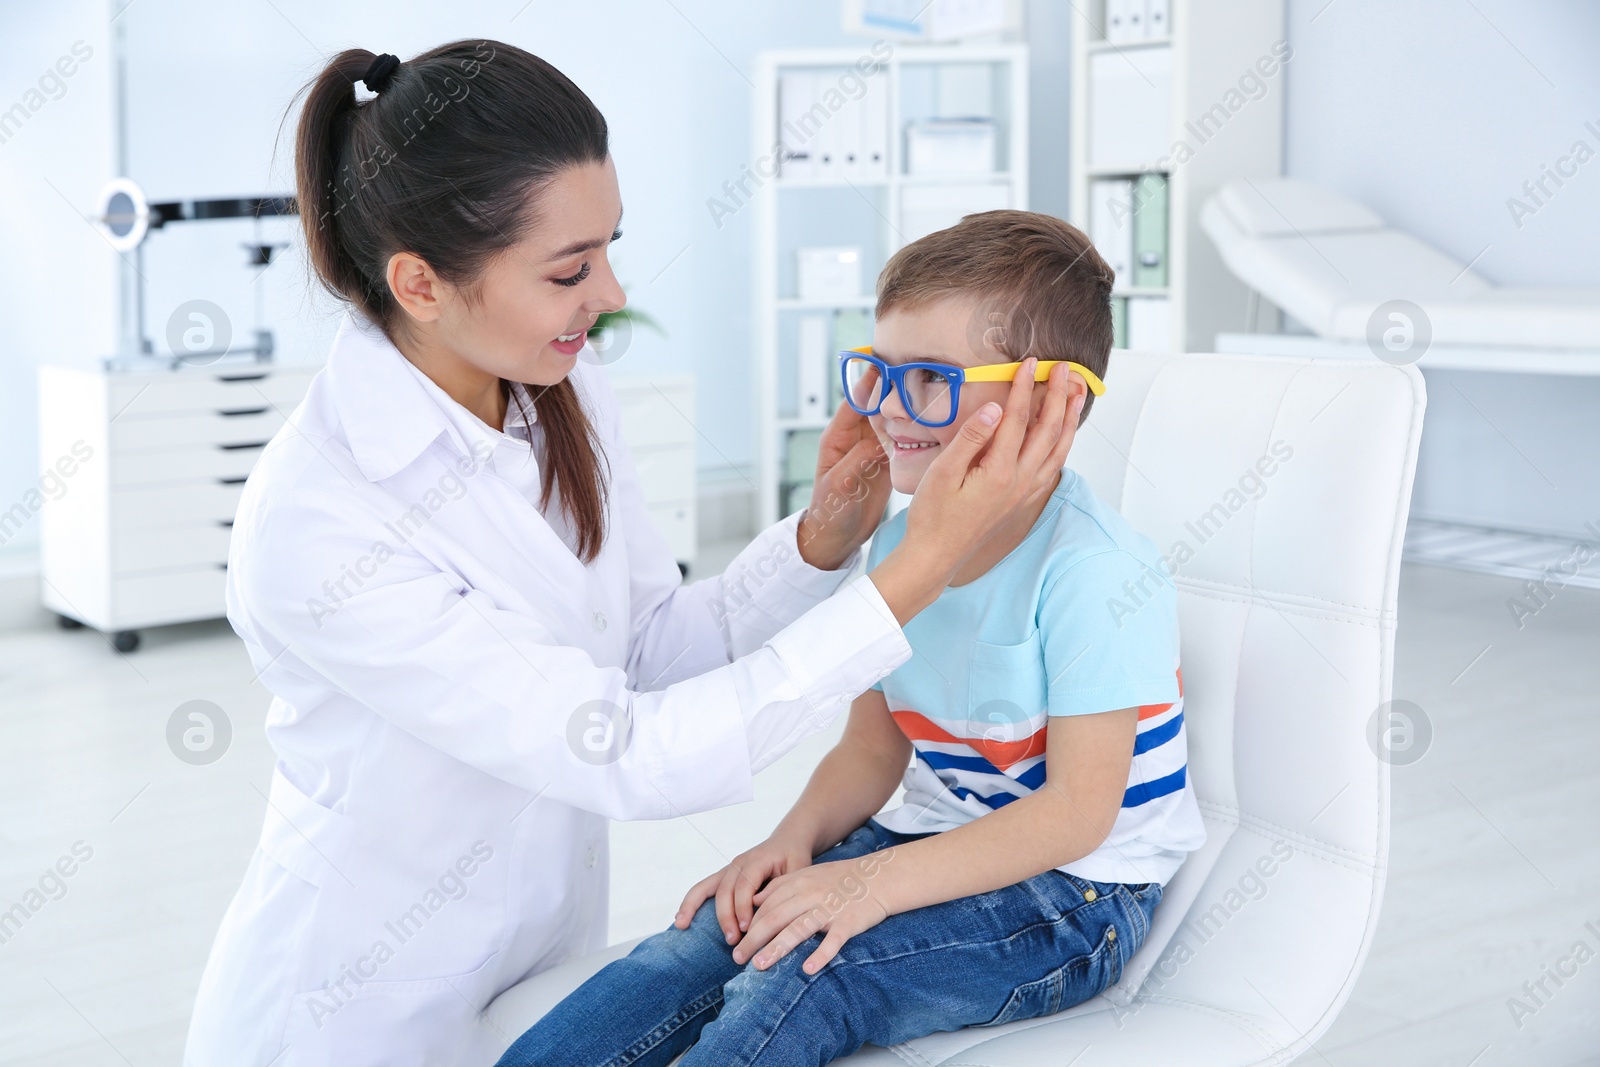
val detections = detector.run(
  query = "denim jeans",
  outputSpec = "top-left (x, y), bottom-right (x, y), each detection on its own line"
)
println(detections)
top-left (496, 818), bottom-right (1161, 1067)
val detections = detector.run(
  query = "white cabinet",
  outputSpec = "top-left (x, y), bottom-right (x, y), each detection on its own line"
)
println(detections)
top-left (37, 361), bottom-right (318, 646)
top-left (37, 364), bottom-right (696, 645)
top-left (609, 374), bottom-right (697, 564)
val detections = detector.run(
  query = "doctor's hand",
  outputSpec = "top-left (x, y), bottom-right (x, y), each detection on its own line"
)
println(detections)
top-left (796, 374), bottom-right (894, 571)
top-left (730, 853), bottom-right (897, 976)
top-left (871, 358), bottom-right (1084, 626)
top-left (673, 832), bottom-right (815, 946)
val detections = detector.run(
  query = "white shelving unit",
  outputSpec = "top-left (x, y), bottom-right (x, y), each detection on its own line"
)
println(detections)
top-left (1068, 0), bottom-right (1284, 352)
top-left (752, 43), bottom-right (1029, 530)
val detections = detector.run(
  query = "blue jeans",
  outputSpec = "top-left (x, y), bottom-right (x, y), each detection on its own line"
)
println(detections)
top-left (497, 818), bottom-right (1161, 1067)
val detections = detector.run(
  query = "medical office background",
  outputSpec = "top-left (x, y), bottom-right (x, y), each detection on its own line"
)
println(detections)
top-left (0, 0), bottom-right (1597, 1064)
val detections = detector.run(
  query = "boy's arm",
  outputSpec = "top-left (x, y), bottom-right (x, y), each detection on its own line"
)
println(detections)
top-left (838, 710), bottom-right (1139, 921)
top-left (861, 705), bottom-right (1137, 916)
top-left (771, 686), bottom-right (912, 857)
top-left (674, 688), bottom-right (910, 942)
top-left (729, 706), bottom-right (1139, 972)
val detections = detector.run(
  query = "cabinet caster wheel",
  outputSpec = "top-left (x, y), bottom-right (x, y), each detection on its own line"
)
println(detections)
top-left (111, 630), bottom-right (141, 653)
top-left (56, 614), bottom-right (85, 630)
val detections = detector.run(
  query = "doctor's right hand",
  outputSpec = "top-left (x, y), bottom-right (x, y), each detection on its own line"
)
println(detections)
top-left (869, 357), bottom-right (1084, 626)
top-left (673, 832), bottom-right (815, 946)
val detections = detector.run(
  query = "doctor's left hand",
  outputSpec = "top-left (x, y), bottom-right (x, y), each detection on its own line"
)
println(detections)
top-left (730, 852), bottom-right (898, 976)
top-left (796, 390), bottom-right (893, 571)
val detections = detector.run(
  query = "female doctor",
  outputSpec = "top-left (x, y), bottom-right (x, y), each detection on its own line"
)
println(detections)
top-left (184, 40), bottom-right (1082, 1067)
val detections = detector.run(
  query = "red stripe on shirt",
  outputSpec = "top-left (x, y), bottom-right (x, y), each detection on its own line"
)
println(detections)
top-left (891, 709), bottom-right (1046, 771)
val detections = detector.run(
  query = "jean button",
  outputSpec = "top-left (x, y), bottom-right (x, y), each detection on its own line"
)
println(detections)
top-left (592, 611), bottom-right (607, 632)
top-left (1083, 888), bottom-right (1097, 902)
top-left (1106, 927), bottom-right (1117, 943)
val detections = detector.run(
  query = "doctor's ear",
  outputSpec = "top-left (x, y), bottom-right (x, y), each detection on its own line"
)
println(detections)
top-left (387, 251), bottom-right (453, 324)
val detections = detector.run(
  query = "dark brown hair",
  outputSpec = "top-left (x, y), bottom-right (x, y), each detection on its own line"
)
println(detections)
top-left (291, 40), bottom-right (612, 561)
top-left (876, 209), bottom-right (1114, 422)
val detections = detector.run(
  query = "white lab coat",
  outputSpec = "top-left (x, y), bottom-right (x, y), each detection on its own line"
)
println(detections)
top-left (184, 309), bottom-right (911, 1066)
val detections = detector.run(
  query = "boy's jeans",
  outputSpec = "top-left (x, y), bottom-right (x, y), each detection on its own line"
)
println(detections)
top-left (496, 818), bottom-right (1161, 1067)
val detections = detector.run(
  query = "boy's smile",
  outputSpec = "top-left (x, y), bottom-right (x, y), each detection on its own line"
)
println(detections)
top-left (868, 295), bottom-right (1052, 497)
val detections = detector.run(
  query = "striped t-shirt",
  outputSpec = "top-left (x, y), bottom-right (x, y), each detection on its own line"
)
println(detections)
top-left (866, 470), bottom-right (1205, 885)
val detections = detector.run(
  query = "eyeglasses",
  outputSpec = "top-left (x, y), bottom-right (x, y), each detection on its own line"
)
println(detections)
top-left (838, 346), bottom-right (1107, 428)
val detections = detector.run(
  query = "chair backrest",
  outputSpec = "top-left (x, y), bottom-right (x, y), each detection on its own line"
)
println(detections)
top-left (1070, 350), bottom-right (1425, 1053)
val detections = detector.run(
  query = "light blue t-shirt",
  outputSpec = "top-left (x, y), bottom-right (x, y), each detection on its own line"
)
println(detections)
top-left (866, 469), bottom-right (1205, 884)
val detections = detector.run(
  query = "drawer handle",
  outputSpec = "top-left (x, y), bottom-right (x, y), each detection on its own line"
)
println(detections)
top-left (219, 406), bottom-right (270, 417)
top-left (218, 476), bottom-right (249, 485)
top-left (217, 373), bottom-right (268, 383)
top-left (218, 442), bottom-right (269, 451)
top-left (218, 519), bottom-right (235, 528)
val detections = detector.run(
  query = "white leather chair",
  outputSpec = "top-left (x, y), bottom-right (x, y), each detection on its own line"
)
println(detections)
top-left (465, 351), bottom-right (1427, 1066)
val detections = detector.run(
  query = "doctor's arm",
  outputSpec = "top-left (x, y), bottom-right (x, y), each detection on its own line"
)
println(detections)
top-left (613, 397), bottom-right (889, 695)
top-left (236, 487), bottom-right (914, 822)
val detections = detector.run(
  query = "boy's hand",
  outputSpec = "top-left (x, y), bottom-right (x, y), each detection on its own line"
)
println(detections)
top-left (731, 850), bottom-right (899, 976)
top-left (673, 833), bottom-right (815, 945)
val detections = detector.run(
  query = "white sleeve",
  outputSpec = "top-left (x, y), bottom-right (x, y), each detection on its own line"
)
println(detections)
top-left (233, 488), bottom-right (909, 821)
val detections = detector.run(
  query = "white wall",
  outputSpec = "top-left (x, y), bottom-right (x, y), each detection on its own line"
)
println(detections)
top-left (0, 1), bottom-right (117, 564)
top-left (1281, 0), bottom-right (1600, 539)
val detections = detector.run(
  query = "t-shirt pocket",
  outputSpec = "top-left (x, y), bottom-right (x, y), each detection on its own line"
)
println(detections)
top-left (966, 630), bottom-right (1049, 759)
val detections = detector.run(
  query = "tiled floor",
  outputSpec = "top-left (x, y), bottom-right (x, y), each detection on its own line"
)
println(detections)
top-left (0, 550), bottom-right (1595, 1065)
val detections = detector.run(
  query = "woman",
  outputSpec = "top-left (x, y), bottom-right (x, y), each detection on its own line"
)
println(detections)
top-left (184, 40), bottom-right (1081, 1066)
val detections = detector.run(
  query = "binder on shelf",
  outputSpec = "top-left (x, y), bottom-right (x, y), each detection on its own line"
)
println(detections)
top-left (836, 90), bottom-right (865, 180)
top-left (1110, 296), bottom-right (1129, 349)
top-left (779, 71), bottom-right (819, 179)
top-left (1147, 0), bottom-right (1170, 38)
top-left (1088, 46), bottom-right (1171, 168)
top-left (1089, 178), bottom-right (1134, 285)
top-left (1131, 173), bottom-right (1168, 288)
top-left (862, 78), bottom-right (889, 177)
top-left (1127, 295), bottom-right (1170, 351)
top-left (1106, 0), bottom-right (1148, 42)
top-left (797, 315), bottom-right (830, 421)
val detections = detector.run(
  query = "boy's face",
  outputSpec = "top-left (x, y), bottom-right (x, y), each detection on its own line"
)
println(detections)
top-left (868, 295), bottom-right (1055, 496)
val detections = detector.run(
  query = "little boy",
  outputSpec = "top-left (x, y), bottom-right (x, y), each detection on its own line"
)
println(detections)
top-left (497, 210), bottom-right (1205, 1066)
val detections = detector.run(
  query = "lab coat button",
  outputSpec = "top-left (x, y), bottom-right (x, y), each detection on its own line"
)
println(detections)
top-left (592, 611), bottom-right (607, 632)
top-left (585, 847), bottom-right (598, 867)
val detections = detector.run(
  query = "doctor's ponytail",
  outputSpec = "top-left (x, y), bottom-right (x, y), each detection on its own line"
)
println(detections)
top-left (289, 40), bottom-right (612, 562)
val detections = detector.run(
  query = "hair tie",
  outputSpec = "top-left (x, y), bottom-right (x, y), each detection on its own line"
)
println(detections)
top-left (361, 53), bottom-right (401, 94)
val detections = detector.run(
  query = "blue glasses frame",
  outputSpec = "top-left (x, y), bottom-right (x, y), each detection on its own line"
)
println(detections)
top-left (837, 350), bottom-right (961, 428)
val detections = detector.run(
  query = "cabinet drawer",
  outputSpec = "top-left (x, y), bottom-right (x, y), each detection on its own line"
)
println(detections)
top-left (629, 445), bottom-right (695, 503)
top-left (111, 408), bottom-right (284, 451)
top-left (109, 368), bottom-right (315, 417)
top-left (112, 566), bottom-right (228, 627)
top-left (114, 482), bottom-right (246, 528)
top-left (113, 522), bottom-right (234, 573)
top-left (111, 444), bottom-right (264, 487)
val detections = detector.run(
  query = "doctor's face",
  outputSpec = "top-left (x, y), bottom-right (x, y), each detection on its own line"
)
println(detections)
top-left (433, 156), bottom-right (627, 387)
